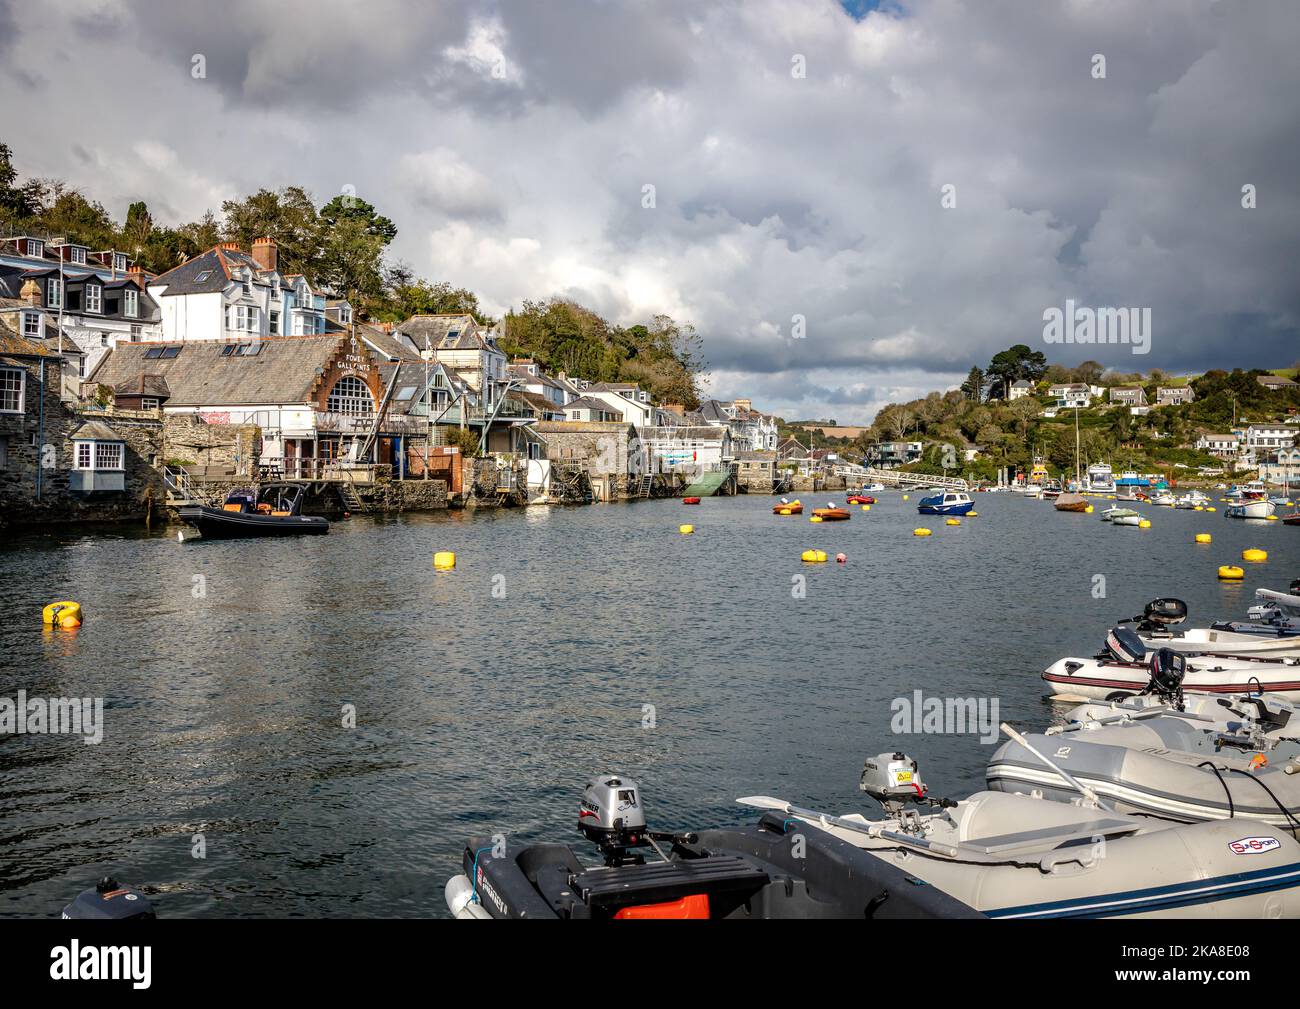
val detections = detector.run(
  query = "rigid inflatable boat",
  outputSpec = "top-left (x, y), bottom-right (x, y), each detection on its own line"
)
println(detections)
top-left (1042, 627), bottom-right (1300, 700)
top-left (773, 499), bottom-right (803, 515)
top-left (989, 686), bottom-right (1300, 830)
top-left (745, 752), bottom-right (1300, 918)
top-left (180, 483), bottom-right (328, 538)
top-left (444, 775), bottom-right (981, 919)
top-left (812, 506), bottom-right (851, 521)
top-left (846, 494), bottom-right (876, 505)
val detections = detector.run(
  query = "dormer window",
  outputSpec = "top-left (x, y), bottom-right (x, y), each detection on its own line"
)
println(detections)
top-left (113, 253), bottom-right (127, 272)
top-left (123, 289), bottom-right (138, 318)
top-left (46, 278), bottom-right (61, 308)
top-left (27, 239), bottom-right (44, 258)
top-left (23, 312), bottom-right (41, 338)
top-left (85, 283), bottom-right (102, 313)
top-left (69, 246), bottom-right (87, 265)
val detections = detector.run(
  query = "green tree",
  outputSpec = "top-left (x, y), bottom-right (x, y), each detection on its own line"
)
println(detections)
top-left (221, 186), bottom-right (322, 276)
top-left (960, 365), bottom-right (986, 401)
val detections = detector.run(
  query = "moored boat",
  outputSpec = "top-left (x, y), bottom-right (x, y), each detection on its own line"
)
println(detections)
top-left (1053, 492), bottom-right (1089, 512)
top-left (445, 775), bottom-right (979, 919)
top-left (179, 483), bottom-right (329, 538)
top-left (812, 505), bottom-right (851, 521)
top-left (744, 752), bottom-right (1300, 918)
top-left (917, 491), bottom-right (974, 515)
top-left (845, 494), bottom-right (876, 505)
top-left (773, 498), bottom-right (803, 515)
top-left (682, 496), bottom-right (701, 505)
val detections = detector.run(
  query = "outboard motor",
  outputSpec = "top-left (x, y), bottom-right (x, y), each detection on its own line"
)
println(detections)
top-left (1105, 626), bottom-right (1146, 664)
top-left (61, 877), bottom-right (155, 919)
top-left (1143, 647), bottom-right (1187, 703)
top-left (1128, 598), bottom-right (1188, 634)
top-left (579, 774), bottom-right (650, 866)
top-left (860, 753), bottom-right (926, 812)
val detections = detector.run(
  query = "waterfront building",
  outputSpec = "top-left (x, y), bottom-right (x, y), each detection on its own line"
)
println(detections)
top-left (564, 395), bottom-right (624, 423)
top-left (697, 398), bottom-right (778, 451)
top-left (529, 419), bottom-right (645, 501)
top-left (393, 313), bottom-right (507, 408)
top-left (639, 423), bottom-right (733, 474)
top-left (1242, 424), bottom-right (1297, 466)
top-left (1195, 432), bottom-right (1240, 461)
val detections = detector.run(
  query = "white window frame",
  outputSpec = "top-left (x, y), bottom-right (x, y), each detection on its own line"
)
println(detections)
top-left (29, 240), bottom-right (43, 258)
top-left (70, 246), bottom-right (87, 265)
top-left (123, 289), bottom-right (138, 318)
top-left (114, 254), bottom-right (127, 272)
top-left (47, 277), bottom-right (61, 308)
top-left (22, 312), bottom-right (41, 338)
top-left (0, 367), bottom-right (24, 413)
top-left (74, 440), bottom-right (124, 471)
top-left (85, 284), bottom-right (102, 313)
top-left (141, 397), bottom-right (160, 411)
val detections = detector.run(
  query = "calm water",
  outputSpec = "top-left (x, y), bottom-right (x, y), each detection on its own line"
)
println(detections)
top-left (1, 492), bottom-right (1297, 917)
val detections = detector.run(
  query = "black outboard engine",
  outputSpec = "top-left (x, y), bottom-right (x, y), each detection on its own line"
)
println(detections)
top-left (61, 877), bottom-right (155, 919)
top-left (1105, 626), bottom-right (1146, 664)
top-left (1143, 647), bottom-right (1187, 703)
top-left (1128, 598), bottom-right (1189, 634)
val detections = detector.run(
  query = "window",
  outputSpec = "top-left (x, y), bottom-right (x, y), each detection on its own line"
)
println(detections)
top-left (22, 312), bottom-right (40, 338)
top-left (47, 278), bottom-right (61, 308)
top-left (114, 254), bottom-right (127, 272)
top-left (129, 326), bottom-right (140, 341)
top-left (326, 375), bottom-right (374, 416)
top-left (160, 346), bottom-right (181, 359)
top-left (194, 271), bottom-right (211, 283)
top-left (220, 344), bottom-right (237, 357)
top-left (85, 284), bottom-right (102, 313)
top-left (76, 442), bottom-right (92, 469)
top-left (270, 310), bottom-right (280, 334)
top-left (227, 304), bottom-right (255, 331)
top-left (124, 289), bottom-right (138, 317)
top-left (70, 247), bottom-right (87, 265)
top-left (97, 443), bottom-right (123, 469)
top-left (141, 397), bottom-right (159, 410)
top-left (78, 356), bottom-right (86, 378)
top-left (144, 347), bottom-right (163, 360)
top-left (28, 240), bottom-right (43, 258)
top-left (0, 367), bottom-right (23, 413)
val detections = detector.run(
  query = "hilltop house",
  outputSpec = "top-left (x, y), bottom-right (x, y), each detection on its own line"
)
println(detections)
top-left (1156, 386), bottom-right (1195, 406)
top-left (1195, 432), bottom-right (1240, 461)
top-left (1048, 383), bottom-right (1091, 408)
top-left (1257, 374), bottom-right (1298, 391)
top-left (1109, 386), bottom-right (1147, 407)
top-left (1008, 380), bottom-right (1033, 401)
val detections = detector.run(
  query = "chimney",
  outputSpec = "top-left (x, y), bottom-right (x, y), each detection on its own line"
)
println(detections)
top-left (251, 236), bottom-right (277, 273)
top-left (217, 241), bottom-right (242, 253)
top-left (20, 278), bottom-right (41, 306)
top-left (734, 398), bottom-right (752, 413)
top-left (128, 265), bottom-right (147, 290)
top-left (663, 403), bottom-right (685, 415)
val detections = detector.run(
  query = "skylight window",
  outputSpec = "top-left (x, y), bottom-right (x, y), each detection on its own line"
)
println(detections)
top-left (395, 386), bottom-right (416, 401)
top-left (144, 347), bottom-right (163, 360)
top-left (194, 271), bottom-right (211, 283)
top-left (160, 346), bottom-right (181, 359)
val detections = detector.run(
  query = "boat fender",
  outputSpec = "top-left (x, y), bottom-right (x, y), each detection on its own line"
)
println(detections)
top-left (679, 524), bottom-right (694, 535)
top-left (836, 553), bottom-right (847, 564)
top-left (913, 528), bottom-right (932, 537)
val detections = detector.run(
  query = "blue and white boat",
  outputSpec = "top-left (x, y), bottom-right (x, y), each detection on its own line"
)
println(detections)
top-left (917, 490), bottom-right (974, 515)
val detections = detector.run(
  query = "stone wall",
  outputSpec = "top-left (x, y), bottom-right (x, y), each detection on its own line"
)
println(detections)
top-left (0, 369), bottom-right (165, 528)
top-left (162, 413), bottom-right (261, 476)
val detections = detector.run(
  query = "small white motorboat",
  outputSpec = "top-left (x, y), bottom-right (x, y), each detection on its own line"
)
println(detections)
top-left (1175, 490), bottom-right (1210, 509)
top-left (1120, 597), bottom-right (1300, 659)
top-left (1151, 491), bottom-right (1177, 506)
top-left (744, 752), bottom-right (1300, 918)
top-left (1042, 627), bottom-right (1300, 700)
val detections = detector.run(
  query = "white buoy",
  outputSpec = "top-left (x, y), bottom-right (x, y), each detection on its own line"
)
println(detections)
top-left (177, 530), bottom-right (184, 543)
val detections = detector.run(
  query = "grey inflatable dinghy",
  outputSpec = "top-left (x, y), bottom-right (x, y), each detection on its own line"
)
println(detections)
top-left (995, 654), bottom-right (1300, 830)
top-left (742, 748), bottom-right (1300, 918)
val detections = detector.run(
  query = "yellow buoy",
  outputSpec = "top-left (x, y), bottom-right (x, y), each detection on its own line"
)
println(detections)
top-left (42, 601), bottom-right (82, 627)
top-left (902, 494), bottom-right (909, 501)
top-left (1242, 548), bottom-right (1268, 563)
top-left (1207, 507), bottom-right (1216, 512)
top-left (679, 524), bottom-right (694, 535)
top-left (1084, 505), bottom-right (1094, 514)
top-left (946, 518), bottom-right (960, 526)
top-left (967, 511), bottom-right (978, 517)
top-left (801, 549), bottom-right (828, 563)
top-left (809, 516), bottom-right (823, 523)
top-left (779, 508), bottom-right (792, 515)
top-left (1139, 520), bottom-right (1151, 529)
top-left (1267, 515), bottom-right (1280, 521)
top-left (1193, 505), bottom-right (1203, 511)
top-left (861, 504), bottom-right (871, 511)
top-left (1218, 565), bottom-right (1244, 580)
top-left (913, 528), bottom-right (932, 537)
top-left (433, 551), bottom-right (456, 570)
top-left (1195, 533), bottom-right (1212, 544)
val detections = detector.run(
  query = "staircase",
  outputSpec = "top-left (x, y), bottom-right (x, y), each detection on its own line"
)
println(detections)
top-left (337, 481), bottom-right (363, 512)
top-left (636, 474), bottom-right (653, 498)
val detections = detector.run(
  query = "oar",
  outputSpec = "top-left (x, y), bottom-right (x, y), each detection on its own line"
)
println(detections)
top-left (999, 722), bottom-right (1113, 812)
top-left (737, 795), bottom-right (960, 858)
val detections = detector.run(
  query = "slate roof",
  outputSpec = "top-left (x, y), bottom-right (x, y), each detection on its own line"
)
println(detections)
top-left (87, 336), bottom-right (344, 407)
top-left (149, 246), bottom-right (281, 296)
top-left (69, 420), bottom-right (124, 441)
top-left (114, 373), bottom-right (172, 399)
top-left (565, 395), bottom-right (623, 418)
top-left (395, 314), bottom-right (490, 351)
top-left (0, 301), bottom-right (57, 357)
top-left (357, 325), bottom-right (421, 361)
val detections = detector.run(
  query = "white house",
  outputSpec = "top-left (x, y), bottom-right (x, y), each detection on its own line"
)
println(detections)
top-left (1008, 380), bottom-right (1033, 401)
top-left (586, 383), bottom-right (659, 429)
top-left (1048, 383), bottom-right (1091, 408)
top-left (1243, 424), bottom-right (1296, 465)
top-left (1196, 432), bottom-right (1240, 461)
top-left (394, 314), bottom-right (508, 410)
top-left (147, 238), bottom-right (326, 345)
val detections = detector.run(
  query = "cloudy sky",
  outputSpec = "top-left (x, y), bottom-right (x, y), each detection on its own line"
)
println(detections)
top-left (2, 0), bottom-right (1296, 423)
